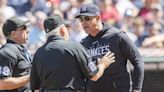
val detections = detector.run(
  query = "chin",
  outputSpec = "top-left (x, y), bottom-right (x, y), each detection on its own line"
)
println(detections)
top-left (24, 40), bottom-right (28, 44)
top-left (85, 30), bottom-right (90, 34)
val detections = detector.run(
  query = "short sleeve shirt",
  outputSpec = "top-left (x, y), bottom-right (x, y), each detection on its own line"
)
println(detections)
top-left (0, 39), bottom-right (32, 92)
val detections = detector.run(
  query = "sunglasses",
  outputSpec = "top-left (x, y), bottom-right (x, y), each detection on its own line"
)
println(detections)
top-left (16, 25), bottom-right (27, 31)
top-left (78, 16), bottom-right (94, 22)
top-left (22, 25), bottom-right (27, 30)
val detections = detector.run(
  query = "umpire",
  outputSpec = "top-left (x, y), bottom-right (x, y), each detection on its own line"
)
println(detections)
top-left (30, 14), bottom-right (115, 92)
top-left (0, 17), bottom-right (32, 92)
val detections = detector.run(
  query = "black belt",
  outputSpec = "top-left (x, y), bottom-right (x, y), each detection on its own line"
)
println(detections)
top-left (41, 89), bottom-right (83, 92)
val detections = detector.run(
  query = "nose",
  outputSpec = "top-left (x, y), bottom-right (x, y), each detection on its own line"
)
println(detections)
top-left (26, 28), bottom-right (30, 32)
top-left (81, 22), bottom-right (88, 27)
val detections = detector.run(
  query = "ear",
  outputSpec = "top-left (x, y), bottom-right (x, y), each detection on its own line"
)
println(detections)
top-left (10, 31), bottom-right (17, 38)
top-left (60, 26), bottom-right (66, 36)
top-left (60, 26), bottom-right (69, 40)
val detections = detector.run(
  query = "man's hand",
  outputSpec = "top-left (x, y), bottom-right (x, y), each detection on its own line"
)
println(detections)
top-left (133, 89), bottom-right (140, 92)
top-left (98, 52), bottom-right (115, 68)
top-left (91, 52), bottom-right (115, 81)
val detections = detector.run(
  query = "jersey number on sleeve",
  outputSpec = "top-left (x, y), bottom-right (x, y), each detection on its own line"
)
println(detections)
top-left (88, 62), bottom-right (97, 72)
top-left (0, 66), bottom-right (10, 76)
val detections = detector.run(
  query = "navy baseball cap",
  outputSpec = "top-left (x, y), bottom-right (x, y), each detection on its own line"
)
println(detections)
top-left (75, 3), bottom-right (100, 18)
top-left (2, 17), bottom-right (29, 36)
top-left (44, 14), bottom-right (64, 33)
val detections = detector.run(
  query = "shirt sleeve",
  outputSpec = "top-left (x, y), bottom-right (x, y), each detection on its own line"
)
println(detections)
top-left (74, 43), bottom-right (98, 79)
top-left (0, 50), bottom-right (17, 79)
top-left (117, 32), bottom-right (144, 90)
top-left (30, 51), bottom-right (41, 90)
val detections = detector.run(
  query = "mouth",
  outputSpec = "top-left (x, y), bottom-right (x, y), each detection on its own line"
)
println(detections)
top-left (26, 38), bottom-right (29, 40)
top-left (83, 26), bottom-right (89, 29)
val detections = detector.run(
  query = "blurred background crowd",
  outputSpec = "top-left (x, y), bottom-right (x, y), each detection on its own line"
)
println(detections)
top-left (0, 0), bottom-right (164, 56)
top-left (1, 1), bottom-right (164, 91)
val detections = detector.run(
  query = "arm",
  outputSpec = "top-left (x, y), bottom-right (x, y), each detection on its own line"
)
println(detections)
top-left (118, 32), bottom-right (144, 91)
top-left (30, 51), bottom-right (41, 91)
top-left (0, 75), bottom-right (29, 90)
top-left (91, 52), bottom-right (115, 81)
top-left (90, 64), bottom-right (106, 81)
top-left (34, 90), bottom-right (39, 92)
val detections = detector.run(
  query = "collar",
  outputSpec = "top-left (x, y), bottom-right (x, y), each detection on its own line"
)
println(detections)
top-left (6, 39), bottom-right (17, 44)
top-left (6, 39), bottom-right (25, 49)
top-left (46, 35), bottom-right (64, 43)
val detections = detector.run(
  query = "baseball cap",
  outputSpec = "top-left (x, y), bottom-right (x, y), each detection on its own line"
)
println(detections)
top-left (2, 17), bottom-right (29, 36)
top-left (75, 3), bottom-right (100, 18)
top-left (44, 14), bottom-right (64, 33)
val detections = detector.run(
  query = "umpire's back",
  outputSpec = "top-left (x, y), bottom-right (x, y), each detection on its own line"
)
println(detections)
top-left (31, 35), bottom-right (90, 91)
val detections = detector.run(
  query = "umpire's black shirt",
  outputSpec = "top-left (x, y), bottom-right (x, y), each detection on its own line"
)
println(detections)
top-left (30, 35), bottom-right (98, 90)
top-left (0, 39), bottom-right (31, 92)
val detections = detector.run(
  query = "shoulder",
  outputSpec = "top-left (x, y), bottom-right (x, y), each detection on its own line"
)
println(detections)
top-left (103, 24), bottom-right (130, 40)
top-left (104, 25), bottom-right (122, 36)
top-left (0, 44), bottom-right (18, 60)
top-left (60, 41), bottom-right (85, 54)
top-left (63, 41), bottom-right (83, 51)
top-left (81, 35), bottom-right (92, 45)
top-left (34, 40), bottom-right (77, 53)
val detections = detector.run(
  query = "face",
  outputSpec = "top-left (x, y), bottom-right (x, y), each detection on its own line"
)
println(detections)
top-left (11, 26), bottom-right (29, 44)
top-left (78, 16), bottom-right (99, 36)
